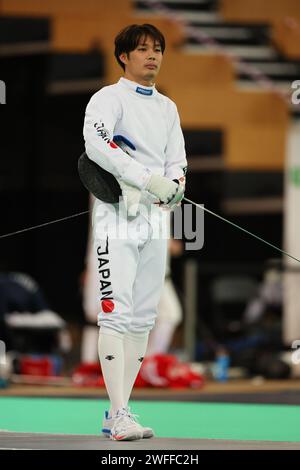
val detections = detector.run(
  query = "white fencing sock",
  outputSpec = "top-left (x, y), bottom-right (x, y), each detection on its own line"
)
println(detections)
top-left (98, 327), bottom-right (125, 416)
top-left (123, 331), bottom-right (149, 407)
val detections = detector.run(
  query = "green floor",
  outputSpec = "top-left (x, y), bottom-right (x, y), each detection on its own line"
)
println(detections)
top-left (1, 397), bottom-right (300, 442)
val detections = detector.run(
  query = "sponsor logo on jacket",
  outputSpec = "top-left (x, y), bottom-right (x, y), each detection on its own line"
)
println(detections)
top-left (94, 121), bottom-right (118, 149)
top-left (136, 86), bottom-right (153, 96)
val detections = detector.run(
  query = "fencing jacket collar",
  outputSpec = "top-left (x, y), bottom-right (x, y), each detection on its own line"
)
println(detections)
top-left (118, 77), bottom-right (157, 98)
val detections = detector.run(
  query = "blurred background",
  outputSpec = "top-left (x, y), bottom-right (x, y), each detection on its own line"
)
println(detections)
top-left (1, 0), bottom-right (300, 390)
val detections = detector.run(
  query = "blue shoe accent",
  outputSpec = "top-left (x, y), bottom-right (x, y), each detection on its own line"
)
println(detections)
top-left (102, 428), bottom-right (111, 434)
top-left (102, 411), bottom-right (112, 437)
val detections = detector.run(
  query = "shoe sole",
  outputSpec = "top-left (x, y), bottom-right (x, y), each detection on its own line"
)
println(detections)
top-left (143, 431), bottom-right (154, 439)
top-left (110, 432), bottom-right (143, 441)
top-left (103, 429), bottom-right (154, 439)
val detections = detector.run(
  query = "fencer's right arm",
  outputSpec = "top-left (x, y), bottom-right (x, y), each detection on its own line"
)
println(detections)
top-left (83, 90), bottom-right (151, 190)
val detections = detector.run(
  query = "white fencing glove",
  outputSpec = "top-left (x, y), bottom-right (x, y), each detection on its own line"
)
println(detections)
top-left (146, 174), bottom-right (185, 208)
top-left (168, 176), bottom-right (186, 209)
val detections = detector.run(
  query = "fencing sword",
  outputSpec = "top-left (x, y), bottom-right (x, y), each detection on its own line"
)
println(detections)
top-left (1, 196), bottom-right (300, 265)
top-left (183, 197), bottom-right (300, 264)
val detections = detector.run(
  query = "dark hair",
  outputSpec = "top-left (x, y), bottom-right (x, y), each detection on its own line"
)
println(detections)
top-left (114, 24), bottom-right (165, 70)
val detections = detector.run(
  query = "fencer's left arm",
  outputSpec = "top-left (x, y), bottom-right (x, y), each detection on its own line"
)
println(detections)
top-left (164, 102), bottom-right (187, 182)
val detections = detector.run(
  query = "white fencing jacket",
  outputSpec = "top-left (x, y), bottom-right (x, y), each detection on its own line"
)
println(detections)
top-left (83, 77), bottom-right (187, 200)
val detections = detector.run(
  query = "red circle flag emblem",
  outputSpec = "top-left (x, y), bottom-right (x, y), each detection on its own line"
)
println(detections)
top-left (109, 141), bottom-right (118, 149)
top-left (101, 300), bottom-right (115, 313)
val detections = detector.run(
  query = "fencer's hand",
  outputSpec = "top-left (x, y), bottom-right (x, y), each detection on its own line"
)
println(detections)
top-left (118, 180), bottom-right (141, 217)
top-left (168, 176), bottom-right (185, 209)
top-left (146, 174), bottom-right (185, 206)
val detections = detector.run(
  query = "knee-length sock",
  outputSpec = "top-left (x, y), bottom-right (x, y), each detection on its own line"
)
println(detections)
top-left (123, 331), bottom-right (149, 408)
top-left (98, 327), bottom-right (125, 416)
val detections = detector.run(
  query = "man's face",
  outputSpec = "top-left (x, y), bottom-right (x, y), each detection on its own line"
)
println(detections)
top-left (119, 36), bottom-right (163, 86)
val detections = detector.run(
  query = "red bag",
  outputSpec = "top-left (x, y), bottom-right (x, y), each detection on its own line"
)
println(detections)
top-left (72, 362), bottom-right (105, 387)
top-left (136, 354), bottom-right (205, 389)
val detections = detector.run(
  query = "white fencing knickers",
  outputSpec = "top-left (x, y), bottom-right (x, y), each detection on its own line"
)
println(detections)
top-left (92, 198), bottom-right (169, 335)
